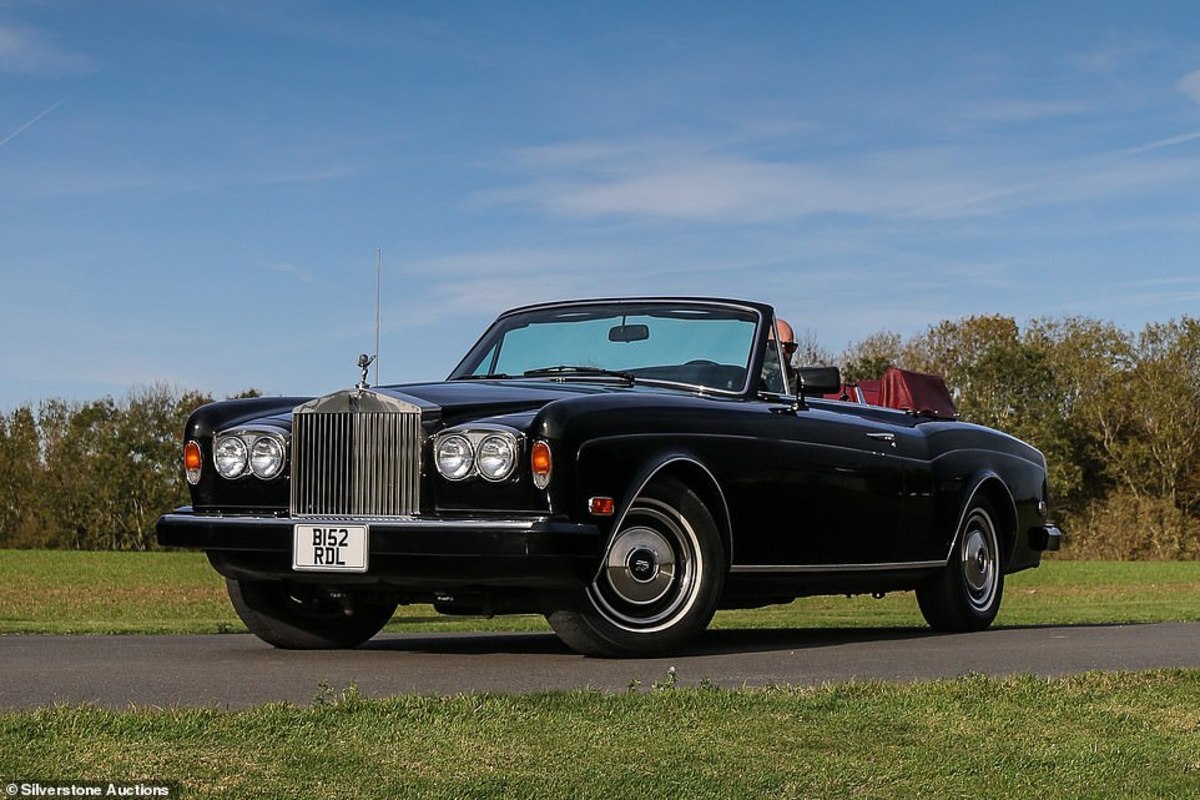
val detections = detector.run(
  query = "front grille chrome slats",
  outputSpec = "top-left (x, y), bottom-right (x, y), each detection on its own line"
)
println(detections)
top-left (290, 390), bottom-right (422, 518)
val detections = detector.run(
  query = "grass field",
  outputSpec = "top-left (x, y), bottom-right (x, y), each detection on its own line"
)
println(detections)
top-left (1, 550), bottom-right (1199, 635)
top-left (2, 551), bottom-right (1198, 798)
top-left (1, 671), bottom-right (1198, 799)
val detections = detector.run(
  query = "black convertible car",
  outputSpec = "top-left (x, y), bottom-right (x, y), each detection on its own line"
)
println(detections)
top-left (157, 297), bottom-right (1061, 657)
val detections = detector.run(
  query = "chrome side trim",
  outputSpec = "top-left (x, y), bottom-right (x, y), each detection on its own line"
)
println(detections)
top-left (730, 560), bottom-right (947, 574)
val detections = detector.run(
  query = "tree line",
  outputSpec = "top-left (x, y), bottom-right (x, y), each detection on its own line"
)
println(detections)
top-left (0, 386), bottom-right (253, 551)
top-left (1, 314), bottom-right (1198, 558)
top-left (836, 314), bottom-right (1200, 559)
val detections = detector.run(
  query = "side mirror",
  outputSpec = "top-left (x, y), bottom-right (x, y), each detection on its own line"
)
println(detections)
top-left (797, 366), bottom-right (841, 395)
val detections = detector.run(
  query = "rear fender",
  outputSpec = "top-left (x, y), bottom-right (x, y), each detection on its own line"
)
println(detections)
top-left (950, 472), bottom-right (1018, 568)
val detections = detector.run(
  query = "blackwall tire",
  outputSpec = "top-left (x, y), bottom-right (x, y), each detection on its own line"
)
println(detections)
top-left (543, 477), bottom-right (724, 658)
top-left (227, 578), bottom-right (396, 649)
top-left (917, 497), bottom-right (1005, 632)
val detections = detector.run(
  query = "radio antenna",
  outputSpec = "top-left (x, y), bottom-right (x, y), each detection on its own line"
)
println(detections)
top-left (375, 247), bottom-right (382, 386)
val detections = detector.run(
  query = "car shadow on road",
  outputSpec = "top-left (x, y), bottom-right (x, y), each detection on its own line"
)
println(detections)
top-left (359, 631), bottom-right (571, 655)
top-left (355, 624), bottom-right (1022, 658)
top-left (351, 620), bottom-right (1157, 659)
top-left (692, 626), bottom-right (946, 656)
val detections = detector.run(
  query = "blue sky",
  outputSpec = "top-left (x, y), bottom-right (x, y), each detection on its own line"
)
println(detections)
top-left (3, 2), bottom-right (1199, 410)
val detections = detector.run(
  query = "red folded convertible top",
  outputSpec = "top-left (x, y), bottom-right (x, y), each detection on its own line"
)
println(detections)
top-left (826, 367), bottom-right (957, 419)
top-left (878, 367), bottom-right (957, 418)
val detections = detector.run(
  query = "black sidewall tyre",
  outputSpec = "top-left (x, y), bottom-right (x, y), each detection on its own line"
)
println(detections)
top-left (917, 497), bottom-right (1006, 633)
top-left (227, 579), bottom-right (396, 649)
top-left (543, 476), bottom-right (725, 658)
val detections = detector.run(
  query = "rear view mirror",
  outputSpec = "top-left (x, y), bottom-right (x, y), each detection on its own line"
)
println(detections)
top-left (609, 324), bottom-right (650, 343)
top-left (797, 366), bottom-right (842, 395)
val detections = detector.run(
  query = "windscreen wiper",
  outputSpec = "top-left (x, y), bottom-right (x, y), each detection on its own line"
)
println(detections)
top-left (522, 365), bottom-right (636, 384)
top-left (451, 373), bottom-right (512, 380)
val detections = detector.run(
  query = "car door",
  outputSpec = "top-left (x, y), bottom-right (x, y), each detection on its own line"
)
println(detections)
top-left (730, 401), bottom-right (910, 568)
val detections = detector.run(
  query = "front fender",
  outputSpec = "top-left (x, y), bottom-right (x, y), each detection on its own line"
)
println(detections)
top-left (574, 437), bottom-right (733, 561)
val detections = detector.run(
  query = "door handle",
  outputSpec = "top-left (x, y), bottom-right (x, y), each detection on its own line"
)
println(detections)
top-left (866, 432), bottom-right (897, 448)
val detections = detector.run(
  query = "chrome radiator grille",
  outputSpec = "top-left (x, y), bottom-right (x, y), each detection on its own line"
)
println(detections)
top-left (290, 391), bottom-right (422, 517)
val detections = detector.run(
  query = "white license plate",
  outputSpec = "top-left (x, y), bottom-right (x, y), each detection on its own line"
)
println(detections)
top-left (292, 524), bottom-right (369, 573)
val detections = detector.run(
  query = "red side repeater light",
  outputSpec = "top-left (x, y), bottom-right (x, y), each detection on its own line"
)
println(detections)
top-left (530, 440), bottom-right (552, 490)
top-left (184, 440), bottom-right (203, 485)
top-left (589, 497), bottom-right (615, 516)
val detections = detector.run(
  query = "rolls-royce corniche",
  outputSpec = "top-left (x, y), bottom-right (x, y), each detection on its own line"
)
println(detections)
top-left (157, 297), bottom-right (1061, 657)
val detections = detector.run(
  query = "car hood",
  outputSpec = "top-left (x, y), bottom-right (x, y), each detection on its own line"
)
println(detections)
top-left (227, 379), bottom-right (684, 436)
top-left (378, 379), bottom-right (630, 428)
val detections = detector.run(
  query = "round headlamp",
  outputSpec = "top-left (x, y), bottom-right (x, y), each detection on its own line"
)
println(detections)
top-left (249, 435), bottom-right (286, 479)
top-left (436, 434), bottom-right (474, 481)
top-left (213, 435), bottom-right (248, 479)
top-left (476, 433), bottom-right (517, 482)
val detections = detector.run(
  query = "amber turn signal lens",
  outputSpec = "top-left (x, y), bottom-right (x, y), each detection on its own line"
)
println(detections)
top-left (530, 440), bottom-right (552, 489)
top-left (183, 440), bottom-right (203, 485)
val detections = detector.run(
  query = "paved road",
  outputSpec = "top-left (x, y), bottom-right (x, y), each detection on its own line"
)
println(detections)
top-left (3, 623), bottom-right (1198, 709)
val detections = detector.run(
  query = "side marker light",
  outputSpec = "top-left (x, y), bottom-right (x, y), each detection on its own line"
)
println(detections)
top-left (589, 497), bottom-right (615, 516)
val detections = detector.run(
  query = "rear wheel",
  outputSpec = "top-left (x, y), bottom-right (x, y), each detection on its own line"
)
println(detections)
top-left (543, 477), bottom-right (724, 657)
top-left (917, 497), bottom-right (1005, 632)
top-left (227, 579), bottom-right (396, 649)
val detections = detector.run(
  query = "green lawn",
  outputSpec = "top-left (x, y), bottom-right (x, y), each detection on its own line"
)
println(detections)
top-left (2, 551), bottom-right (1198, 798)
top-left (0, 550), bottom-right (1198, 635)
top-left (2, 672), bottom-right (1198, 799)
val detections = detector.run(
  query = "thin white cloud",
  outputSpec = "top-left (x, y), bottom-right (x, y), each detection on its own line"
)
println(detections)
top-left (266, 262), bottom-right (314, 282)
top-left (403, 247), bottom-right (621, 277)
top-left (966, 99), bottom-right (1091, 123)
top-left (480, 122), bottom-right (1200, 226)
top-left (481, 136), bottom-right (1200, 225)
top-left (15, 167), bottom-right (157, 198)
top-left (1178, 70), bottom-right (1200, 105)
top-left (1067, 43), bottom-right (1154, 74)
top-left (1119, 130), bottom-right (1200, 156)
top-left (1107, 289), bottom-right (1200, 310)
top-left (0, 25), bottom-right (93, 75)
top-left (0, 100), bottom-right (61, 148)
top-left (484, 145), bottom-right (985, 222)
top-left (6, 154), bottom-right (361, 199)
top-left (1123, 276), bottom-right (1200, 290)
top-left (244, 163), bottom-right (363, 187)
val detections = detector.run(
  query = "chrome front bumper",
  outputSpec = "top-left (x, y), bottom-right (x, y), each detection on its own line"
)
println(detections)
top-left (156, 508), bottom-right (603, 589)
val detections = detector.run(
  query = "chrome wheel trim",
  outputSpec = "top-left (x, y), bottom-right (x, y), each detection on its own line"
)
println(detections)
top-left (604, 526), bottom-right (677, 605)
top-left (960, 510), bottom-right (998, 613)
top-left (588, 498), bottom-right (702, 633)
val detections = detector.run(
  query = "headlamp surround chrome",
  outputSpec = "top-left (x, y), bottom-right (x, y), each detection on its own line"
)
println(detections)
top-left (213, 427), bottom-right (289, 481)
top-left (434, 426), bottom-right (522, 483)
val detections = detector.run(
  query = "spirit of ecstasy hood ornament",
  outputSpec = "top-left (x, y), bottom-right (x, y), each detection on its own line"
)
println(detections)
top-left (357, 353), bottom-right (375, 390)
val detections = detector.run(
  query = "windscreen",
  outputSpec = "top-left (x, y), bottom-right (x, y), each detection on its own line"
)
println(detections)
top-left (454, 303), bottom-right (760, 394)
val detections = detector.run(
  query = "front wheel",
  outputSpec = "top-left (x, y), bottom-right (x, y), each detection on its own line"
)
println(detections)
top-left (542, 477), bottom-right (725, 658)
top-left (227, 579), bottom-right (396, 649)
top-left (917, 498), bottom-right (1005, 632)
